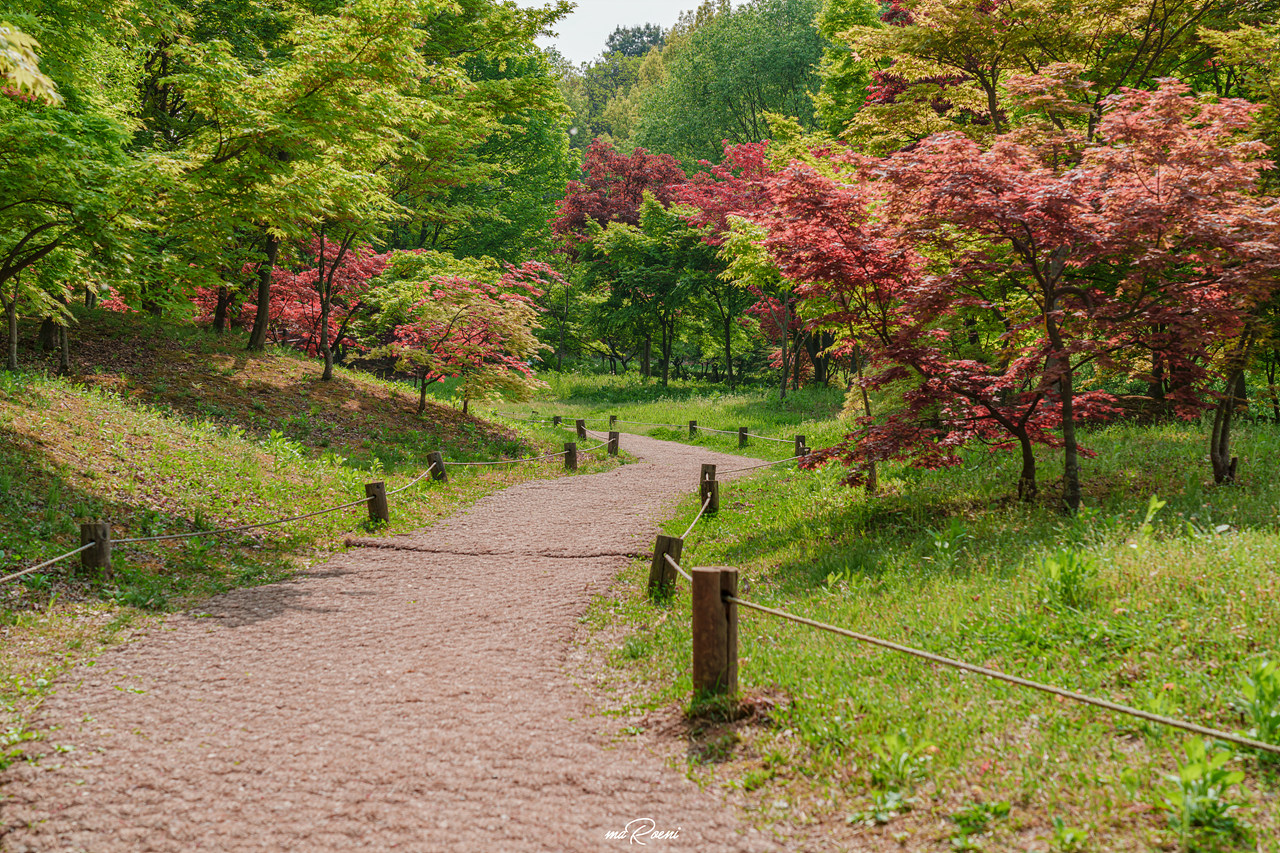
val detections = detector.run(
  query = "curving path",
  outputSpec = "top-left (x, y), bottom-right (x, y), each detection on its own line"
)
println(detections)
top-left (1, 434), bottom-right (783, 852)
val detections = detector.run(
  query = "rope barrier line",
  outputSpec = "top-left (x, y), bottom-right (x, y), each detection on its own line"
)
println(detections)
top-left (743, 432), bottom-right (794, 444)
top-left (0, 543), bottom-right (97, 586)
top-left (114, 496), bottom-right (373, 545)
top-left (720, 454), bottom-right (805, 475)
top-left (681, 496), bottom-right (714, 541)
top-left (723, 595), bottom-right (1280, 757)
top-left (385, 461), bottom-right (439, 495)
top-left (664, 551), bottom-right (693, 583)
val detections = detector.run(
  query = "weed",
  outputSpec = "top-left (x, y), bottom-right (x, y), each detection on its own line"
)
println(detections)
top-left (869, 730), bottom-right (933, 791)
top-left (951, 800), bottom-right (1010, 834)
top-left (1159, 739), bottom-right (1248, 849)
top-left (1034, 548), bottom-right (1099, 611)
top-left (927, 517), bottom-right (970, 568)
top-left (1052, 817), bottom-right (1089, 852)
top-left (847, 789), bottom-right (914, 826)
top-left (19, 573), bottom-right (51, 594)
top-left (1233, 659), bottom-right (1280, 762)
top-left (620, 634), bottom-right (651, 660)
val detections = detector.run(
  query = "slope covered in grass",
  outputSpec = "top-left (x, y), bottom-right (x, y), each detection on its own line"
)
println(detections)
top-left (572, 381), bottom-right (1280, 853)
top-left (0, 311), bottom-right (608, 742)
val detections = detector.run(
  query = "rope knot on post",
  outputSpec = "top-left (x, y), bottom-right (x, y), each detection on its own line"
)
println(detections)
top-left (364, 481), bottom-right (389, 526)
top-left (427, 451), bottom-right (448, 483)
top-left (607, 431), bottom-right (619, 457)
top-left (564, 442), bottom-right (577, 471)
top-left (699, 464), bottom-right (719, 513)
top-left (80, 521), bottom-right (111, 577)
top-left (576, 419), bottom-right (587, 440)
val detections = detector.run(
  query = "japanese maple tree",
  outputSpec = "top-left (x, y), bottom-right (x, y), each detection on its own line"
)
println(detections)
top-left (384, 259), bottom-right (559, 414)
top-left (552, 138), bottom-right (687, 243)
top-left (764, 79), bottom-right (1280, 510)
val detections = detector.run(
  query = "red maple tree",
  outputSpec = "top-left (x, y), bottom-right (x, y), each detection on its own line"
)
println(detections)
top-left (552, 138), bottom-right (687, 244)
top-left (764, 79), bottom-right (1280, 509)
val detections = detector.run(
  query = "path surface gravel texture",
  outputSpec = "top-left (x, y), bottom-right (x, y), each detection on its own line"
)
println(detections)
top-left (1, 433), bottom-right (784, 852)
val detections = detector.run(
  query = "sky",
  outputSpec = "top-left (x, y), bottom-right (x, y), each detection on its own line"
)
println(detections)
top-left (514, 0), bottom-right (701, 65)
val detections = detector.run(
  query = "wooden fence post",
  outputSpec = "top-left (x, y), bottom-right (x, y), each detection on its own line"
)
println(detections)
top-left (794, 434), bottom-right (806, 458)
top-left (564, 442), bottom-right (577, 471)
top-left (427, 451), bottom-right (448, 483)
top-left (552, 415), bottom-right (562, 426)
top-left (692, 566), bottom-right (738, 697)
top-left (609, 415), bottom-right (617, 429)
top-left (689, 419), bottom-right (698, 438)
top-left (365, 481), bottom-right (389, 525)
top-left (699, 464), bottom-right (719, 513)
top-left (608, 431), bottom-right (619, 456)
top-left (738, 426), bottom-right (748, 448)
top-left (81, 521), bottom-right (111, 577)
top-left (576, 419), bottom-right (587, 440)
top-left (648, 534), bottom-right (683, 598)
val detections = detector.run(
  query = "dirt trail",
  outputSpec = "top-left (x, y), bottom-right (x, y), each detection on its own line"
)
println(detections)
top-left (1, 434), bottom-right (784, 852)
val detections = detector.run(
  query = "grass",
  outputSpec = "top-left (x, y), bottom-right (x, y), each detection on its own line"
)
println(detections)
top-left (0, 310), bottom-right (618, 741)
top-left (478, 372), bottom-right (850, 462)
top-left (568, 374), bottom-right (1280, 852)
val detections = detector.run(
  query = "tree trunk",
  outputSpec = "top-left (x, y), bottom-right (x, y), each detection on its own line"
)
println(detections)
top-left (852, 345), bottom-right (877, 494)
top-left (779, 301), bottom-right (790, 401)
top-left (641, 336), bottom-right (651, 379)
top-left (58, 320), bottom-right (69, 375)
top-left (1210, 371), bottom-right (1244, 484)
top-left (5, 295), bottom-right (17, 372)
top-left (320, 299), bottom-right (333, 380)
top-left (247, 232), bottom-right (280, 352)
top-left (1059, 363), bottom-right (1082, 513)
top-left (37, 317), bottom-right (56, 352)
top-left (417, 368), bottom-right (429, 415)
top-left (213, 286), bottom-right (231, 332)
top-left (660, 322), bottom-right (671, 387)
top-left (1016, 429), bottom-right (1037, 502)
top-left (722, 315), bottom-right (734, 388)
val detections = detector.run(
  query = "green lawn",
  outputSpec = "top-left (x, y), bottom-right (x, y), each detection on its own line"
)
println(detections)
top-left (564, 375), bottom-right (1280, 853)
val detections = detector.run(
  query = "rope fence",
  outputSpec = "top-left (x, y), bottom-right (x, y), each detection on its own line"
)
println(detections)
top-left (644, 469), bottom-right (1280, 760)
top-left (2, 430), bottom-right (622, 586)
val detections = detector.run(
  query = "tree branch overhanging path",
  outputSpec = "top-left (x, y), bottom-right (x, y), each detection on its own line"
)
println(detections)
top-left (0, 435), bottom-right (782, 853)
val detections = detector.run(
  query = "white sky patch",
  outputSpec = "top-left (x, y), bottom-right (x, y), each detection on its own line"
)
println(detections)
top-left (514, 0), bottom-right (706, 65)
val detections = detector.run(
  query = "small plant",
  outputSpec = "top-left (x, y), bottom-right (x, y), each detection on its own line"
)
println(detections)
top-left (1052, 817), bottom-right (1089, 852)
top-left (869, 729), bottom-right (934, 791)
top-left (951, 800), bottom-right (1010, 834)
top-left (927, 517), bottom-right (969, 568)
top-left (1233, 659), bottom-right (1280, 762)
top-left (1034, 548), bottom-right (1098, 611)
top-left (847, 789), bottom-right (914, 826)
top-left (1159, 739), bottom-right (1248, 848)
top-left (19, 573), bottom-right (51, 594)
top-left (1132, 494), bottom-right (1167, 552)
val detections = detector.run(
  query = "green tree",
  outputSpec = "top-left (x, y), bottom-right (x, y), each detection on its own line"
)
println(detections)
top-left (635, 0), bottom-right (826, 165)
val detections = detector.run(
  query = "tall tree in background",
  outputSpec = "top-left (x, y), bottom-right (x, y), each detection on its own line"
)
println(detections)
top-left (635, 0), bottom-right (826, 165)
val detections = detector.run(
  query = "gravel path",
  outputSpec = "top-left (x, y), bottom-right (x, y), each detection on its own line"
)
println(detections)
top-left (1, 434), bottom-right (785, 852)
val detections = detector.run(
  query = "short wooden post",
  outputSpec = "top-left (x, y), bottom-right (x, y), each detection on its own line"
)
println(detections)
top-left (794, 434), bottom-right (806, 458)
top-left (647, 534), bottom-right (683, 598)
top-left (80, 521), bottom-right (111, 576)
top-left (738, 426), bottom-right (748, 448)
top-left (427, 451), bottom-right (448, 483)
top-left (564, 442), bottom-right (577, 471)
top-left (576, 419), bottom-right (587, 439)
top-left (365, 481), bottom-right (389, 525)
top-left (608, 431), bottom-right (619, 456)
top-left (552, 415), bottom-right (562, 426)
top-left (609, 415), bottom-right (617, 429)
top-left (689, 419), bottom-right (698, 438)
top-left (692, 566), bottom-right (738, 697)
top-left (699, 463), bottom-right (720, 513)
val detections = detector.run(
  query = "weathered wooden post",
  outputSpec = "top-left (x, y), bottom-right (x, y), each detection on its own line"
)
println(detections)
top-left (81, 521), bottom-right (111, 576)
top-left (576, 419), bottom-right (587, 440)
top-left (608, 431), bottom-right (619, 457)
top-left (427, 451), bottom-right (448, 483)
top-left (609, 415), bottom-right (617, 429)
top-left (794, 434), bottom-right (806, 458)
top-left (692, 566), bottom-right (738, 697)
top-left (689, 419), bottom-right (698, 438)
top-left (365, 481), bottom-right (390, 525)
top-left (738, 426), bottom-right (748, 448)
top-left (552, 415), bottom-right (562, 426)
top-left (564, 442), bottom-right (577, 471)
top-left (699, 464), bottom-right (720, 513)
top-left (648, 534), bottom-right (683, 598)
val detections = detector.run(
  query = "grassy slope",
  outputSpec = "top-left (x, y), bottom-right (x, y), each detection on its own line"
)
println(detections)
top-left (0, 311), bottom-right (615, 744)
top-left (548, 374), bottom-right (1280, 853)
